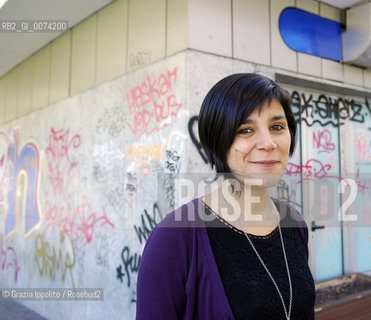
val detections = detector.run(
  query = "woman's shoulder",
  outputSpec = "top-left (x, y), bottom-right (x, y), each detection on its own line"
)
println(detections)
top-left (156, 197), bottom-right (205, 227)
top-left (138, 197), bottom-right (206, 278)
top-left (272, 197), bottom-right (309, 247)
top-left (145, 197), bottom-right (205, 244)
top-left (272, 198), bottom-right (306, 225)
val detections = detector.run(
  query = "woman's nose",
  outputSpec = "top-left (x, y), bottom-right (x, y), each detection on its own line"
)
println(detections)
top-left (256, 131), bottom-right (277, 150)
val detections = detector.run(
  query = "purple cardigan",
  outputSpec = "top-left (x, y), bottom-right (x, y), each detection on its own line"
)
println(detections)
top-left (136, 197), bottom-right (312, 320)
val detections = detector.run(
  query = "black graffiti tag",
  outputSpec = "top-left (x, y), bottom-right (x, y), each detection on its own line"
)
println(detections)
top-left (290, 90), bottom-right (369, 127)
top-left (134, 203), bottom-right (162, 244)
top-left (116, 203), bottom-right (162, 289)
top-left (188, 116), bottom-right (208, 163)
top-left (116, 246), bottom-right (141, 288)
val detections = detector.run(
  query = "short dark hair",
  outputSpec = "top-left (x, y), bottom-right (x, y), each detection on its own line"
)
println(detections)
top-left (198, 73), bottom-right (296, 173)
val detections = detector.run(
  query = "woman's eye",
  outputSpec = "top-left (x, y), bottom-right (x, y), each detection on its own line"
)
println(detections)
top-left (238, 128), bottom-right (253, 134)
top-left (271, 124), bottom-right (284, 131)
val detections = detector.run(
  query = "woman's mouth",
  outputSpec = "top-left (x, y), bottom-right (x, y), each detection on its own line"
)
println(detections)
top-left (250, 160), bottom-right (280, 167)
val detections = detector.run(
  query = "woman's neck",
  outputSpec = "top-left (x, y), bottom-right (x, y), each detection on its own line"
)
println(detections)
top-left (203, 179), bottom-right (280, 234)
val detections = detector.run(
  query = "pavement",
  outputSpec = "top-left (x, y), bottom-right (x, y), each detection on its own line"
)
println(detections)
top-left (0, 300), bottom-right (47, 320)
top-left (315, 289), bottom-right (371, 320)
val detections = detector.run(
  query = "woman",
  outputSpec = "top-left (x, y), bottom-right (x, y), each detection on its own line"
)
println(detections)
top-left (136, 73), bottom-right (315, 320)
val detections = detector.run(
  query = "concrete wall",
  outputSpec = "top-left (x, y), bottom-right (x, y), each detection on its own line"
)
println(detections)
top-left (0, 52), bottom-right (188, 319)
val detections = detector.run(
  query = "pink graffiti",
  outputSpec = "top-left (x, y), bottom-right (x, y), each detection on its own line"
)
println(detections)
top-left (286, 159), bottom-right (340, 183)
top-left (45, 128), bottom-right (81, 199)
top-left (318, 227), bottom-right (341, 249)
top-left (286, 160), bottom-right (368, 192)
top-left (313, 129), bottom-right (335, 153)
top-left (44, 196), bottom-right (114, 244)
top-left (44, 198), bottom-right (114, 244)
top-left (126, 67), bottom-right (182, 135)
top-left (353, 168), bottom-right (371, 194)
top-left (0, 234), bottom-right (20, 282)
top-left (356, 131), bottom-right (371, 164)
top-left (44, 128), bottom-right (114, 244)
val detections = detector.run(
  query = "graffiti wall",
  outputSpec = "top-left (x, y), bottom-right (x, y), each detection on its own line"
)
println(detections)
top-left (0, 53), bottom-right (191, 319)
top-left (0, 50), bottom-right (370, 319)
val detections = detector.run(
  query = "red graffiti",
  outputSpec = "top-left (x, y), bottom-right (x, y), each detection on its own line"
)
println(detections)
top-left (126, 67), bottom-right (182, 135)
top-left (77, 196), bottom-right (114, 244)
top-left (44, 129), bottom-right (114, 244)
top-left (318, 227), bottom-right (341, 249)
top-left (286, 160), bottom-right (369, 194)
top-left (44, 196), bottom-right (114, 245)
top-left (313, 129), bottom-right (335, 153)
top-left (0, 234), bottom-right (20, 282)
top-left (356, 130), bottom-right (371, 164)
top-left (45, 128), bottom-right (81, 199)
top-left (286, 159), bottom-right (340, 183)
top-left (46, 128), bottom-right (81, 162)
top-left (353, 168), bottom-right (371, 194)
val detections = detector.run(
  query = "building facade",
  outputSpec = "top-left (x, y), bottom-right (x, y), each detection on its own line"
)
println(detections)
top-left (0, 0), bottom-right (370, 319)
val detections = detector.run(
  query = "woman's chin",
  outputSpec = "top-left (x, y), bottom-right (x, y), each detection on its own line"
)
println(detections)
top-left (229, 171), bottom-right (284, 188)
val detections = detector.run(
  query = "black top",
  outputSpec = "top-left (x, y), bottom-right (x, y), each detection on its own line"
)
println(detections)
top-left (203, 202), bottom-right (315, 320)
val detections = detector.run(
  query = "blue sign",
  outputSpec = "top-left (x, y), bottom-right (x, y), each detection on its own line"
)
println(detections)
top-left (279, 7), bottom-right (343, 61)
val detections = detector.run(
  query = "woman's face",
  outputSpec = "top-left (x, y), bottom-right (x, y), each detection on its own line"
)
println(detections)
top-left (226, 98), bottom-right (291, 188)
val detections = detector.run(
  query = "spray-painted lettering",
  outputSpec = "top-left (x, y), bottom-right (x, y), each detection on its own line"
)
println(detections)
top-left (127, 139), bottom-right (169, 166)
top-left (129, 49), bottom-right (152, 68)
top-left (0, 234), bottom-right (20, 282)
top-left (34, 234), bottom-right (75, 286)
top-left (134, 203), bottom-right (162, 245)
top-left (291, 91), bottom-right (369, 127)
top-left (44, 128), bottom-right (114, 244)
top-left (286, 159), bottom-right (340, 183)
top-left (117, 203), bottom-right (162, 289)
top-left (116, 246), bottom-right (141, 288)
top-left (313, 129), bottom-right (336, 153)
top-left (164, 149), bottom-right (181, 174)
top-left (126, 67), bottom-right (182, 135)
top-left (0, 130), bottom-right (41, 236)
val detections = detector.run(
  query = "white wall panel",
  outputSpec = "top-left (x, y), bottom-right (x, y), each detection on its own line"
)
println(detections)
top-left (127, 0), bottom-right (166, 70)
top-left (322, 59), bottom-right (344, 82)
top-left (17, 59), bottom-right (33, 117)
top-left (320, 3), bottom-right (342, 22)
top-left (167, 0), bottom-right (188, 55)
top-left (71, 14), bottom-right (97, 95)
top-left (3, 70), bottom-right (17, 123)
top-left (364, 70), bottom-right (371, 88)
top-left (96, 0), bottom-right (128, 84)
top-left (344, 64), bottom-right (363, 86)
top-left (233, 0), bottom-right (270, 65)
top-left (188, 0), bottom-right (232, 57)
top-left (270, 0), bottom-right (297, 71)
top-left (298, 53), bottom-right (321, 77)
top-left (32, 46), bottom-right (50, 110)
top-left (50, 32), bottom-right (71, 103)
top-left (296, 0), bottom-right (318, 14)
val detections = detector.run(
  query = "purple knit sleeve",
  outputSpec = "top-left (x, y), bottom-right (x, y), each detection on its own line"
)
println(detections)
top-left (136, 217), bottom-right (189, 320)
top-left (284, 201), bottom-right (309, 258)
